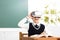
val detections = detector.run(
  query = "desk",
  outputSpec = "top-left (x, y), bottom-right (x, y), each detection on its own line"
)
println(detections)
top-left (33, 37), bottom-right (57, 40)
top-left (20, 32), bottom-right (60, 40)
top-left (22, 37), bottom-right (60, 40)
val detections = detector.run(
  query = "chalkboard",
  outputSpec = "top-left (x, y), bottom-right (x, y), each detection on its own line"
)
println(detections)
top-left (0, 0), bottom-right (28, 28)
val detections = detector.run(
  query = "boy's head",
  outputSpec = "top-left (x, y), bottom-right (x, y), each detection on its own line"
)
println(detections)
top-left (31, 11), bottom-right (42, 23)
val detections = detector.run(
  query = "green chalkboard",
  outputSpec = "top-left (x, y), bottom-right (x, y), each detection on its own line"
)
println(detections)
top-left (0, 0), bottom-right (28, 28)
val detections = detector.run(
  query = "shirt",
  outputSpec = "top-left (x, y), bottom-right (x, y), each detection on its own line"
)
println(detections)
top-left (18, 17), bottom-right (43, 31)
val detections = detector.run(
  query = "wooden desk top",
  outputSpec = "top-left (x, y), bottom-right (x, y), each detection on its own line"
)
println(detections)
top-left (34, 37), bottom-right (57, 40)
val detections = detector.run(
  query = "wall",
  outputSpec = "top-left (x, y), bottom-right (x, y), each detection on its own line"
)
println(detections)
top-left (0, 0), bottom-right (28, 28)
top-left (0, 28), bottom-right (27, 40)
top-left (0, 31), bottom-right (19, 40)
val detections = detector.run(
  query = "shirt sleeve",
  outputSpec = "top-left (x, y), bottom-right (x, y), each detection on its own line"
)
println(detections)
top-left (18, 17), bottom-right (29, 29)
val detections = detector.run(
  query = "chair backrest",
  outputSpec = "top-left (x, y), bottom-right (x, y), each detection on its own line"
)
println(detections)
top-left (19, 32), bottom-right (28, 40)
top-left (19, 32), bottom-right (23, 40)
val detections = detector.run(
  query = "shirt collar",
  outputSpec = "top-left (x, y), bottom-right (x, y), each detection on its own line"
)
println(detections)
top-left (32, 21), bottom-right (41, 26)
top-left (33, 23), bottom-right (40, 25)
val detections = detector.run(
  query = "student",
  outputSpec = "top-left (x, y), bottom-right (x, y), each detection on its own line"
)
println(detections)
top-left (18, 11), bottom-right (48, 37)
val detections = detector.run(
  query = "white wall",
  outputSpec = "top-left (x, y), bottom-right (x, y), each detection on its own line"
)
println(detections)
top-left (0, 28), bottom-right (20, 40)
top-left (0, 28), bottom-right (28, 40)
top-left (0, 31), bottom-right (19, 40)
